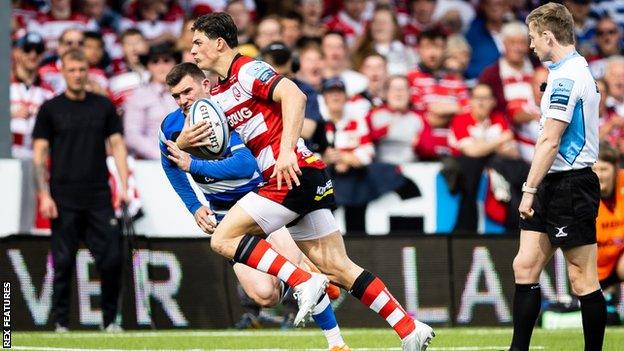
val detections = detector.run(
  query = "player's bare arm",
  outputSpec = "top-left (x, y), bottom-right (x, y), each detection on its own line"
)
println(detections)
top-left (33, 138), bottom-right (57, 219)
top-left (519, 118), bottom-right (568, 219)
top-left (271, 77), bottom-right (306, 190)
top-left (108, 133), bottom-right (130, 206)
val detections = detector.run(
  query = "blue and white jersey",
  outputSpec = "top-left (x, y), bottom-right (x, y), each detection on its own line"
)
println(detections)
top-left (540, 51), bottom-right (600, 173)
top-left (159, 108), bottom-right (263, 218)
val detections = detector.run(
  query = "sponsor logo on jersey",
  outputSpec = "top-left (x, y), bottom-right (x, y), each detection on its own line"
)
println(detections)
top-left (226, 107), bottom-right (253, 127)
top-left (247, 61), bottom-right (275, 83)
top-left (549, 78), bottom-right (574, 110)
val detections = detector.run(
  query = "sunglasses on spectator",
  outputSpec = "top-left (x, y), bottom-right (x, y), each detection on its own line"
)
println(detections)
top-left (62, 40), bottom-right (84, 47)
top-left (149, 56), bottom-right (174, 64)
top-left (597, 29), bottom-right (618, 36)
top-left (23, 44), bottom-right (44, 54)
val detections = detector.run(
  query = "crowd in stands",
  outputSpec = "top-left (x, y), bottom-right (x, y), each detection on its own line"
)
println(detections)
top-left (9, 0), bottom-right (624, 233)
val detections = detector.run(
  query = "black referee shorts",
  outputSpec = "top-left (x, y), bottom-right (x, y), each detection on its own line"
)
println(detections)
top-left (520, 167), bottom-right (600, 248)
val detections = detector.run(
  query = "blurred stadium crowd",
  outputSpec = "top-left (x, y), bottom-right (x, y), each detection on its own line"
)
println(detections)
top-left (8, 0), bottom-right (624, 233)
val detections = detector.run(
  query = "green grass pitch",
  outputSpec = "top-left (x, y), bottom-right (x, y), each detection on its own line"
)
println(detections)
top-left (11, 327), bottom-right (624, 350)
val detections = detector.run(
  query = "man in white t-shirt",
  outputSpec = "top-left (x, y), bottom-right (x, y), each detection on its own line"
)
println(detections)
top-left (510, 3), bottom-right (606, 351)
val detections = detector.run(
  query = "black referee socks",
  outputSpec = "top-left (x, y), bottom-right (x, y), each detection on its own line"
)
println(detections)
top-left (579, 289), bottom-right (606, 351)
top-left (510, 283), bottom-right (541, 351)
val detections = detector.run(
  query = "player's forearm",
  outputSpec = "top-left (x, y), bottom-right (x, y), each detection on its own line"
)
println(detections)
top-left (525, 134), bottom-right (559, 188)
top-left (189, 148), bottom-right (257, 180)
top-left (32, 140), bottom-right (50, 196)
top-left (279, 82), bottom-right (306, 152)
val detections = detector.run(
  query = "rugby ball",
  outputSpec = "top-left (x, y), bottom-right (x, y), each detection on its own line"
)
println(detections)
top-left (189, 98), bottom-right (229, 159)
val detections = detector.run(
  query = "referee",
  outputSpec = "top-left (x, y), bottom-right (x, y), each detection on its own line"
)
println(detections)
top-left (32, 49), bottom-right (129, 332)
top-left (510, 3), bottom-right (606, 351)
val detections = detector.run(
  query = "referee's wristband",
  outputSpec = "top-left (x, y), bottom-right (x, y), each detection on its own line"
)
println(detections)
top-left (522, 182), bottom-right (538, 194)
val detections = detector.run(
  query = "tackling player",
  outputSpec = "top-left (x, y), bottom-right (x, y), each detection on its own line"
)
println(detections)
top-left (178, 13), bottom-right (434, 351)
top-left (159, 62), bottom-right (349, 351)
top-left (511, 3), bottom-right (605, 351)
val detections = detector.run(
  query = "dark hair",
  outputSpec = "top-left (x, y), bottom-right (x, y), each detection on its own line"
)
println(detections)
top-left (120, 28), bottom-right (145, 42)
top-left (261, 42), bottom-right (292, 67)
top-left (84, 31), bottom-right (103, 44)
top-left (192, 12), bottom-right (238, 48)
top-left (417, 27), bottom-right (446, 44)
top-left (282, 10), bottom-right (304, 24)
top-left (166, 62), bottom-right (207, 87)
top-left (61, 49), bottom-right (88, 64)
top-left (598, 141), bottom-right (620, 166)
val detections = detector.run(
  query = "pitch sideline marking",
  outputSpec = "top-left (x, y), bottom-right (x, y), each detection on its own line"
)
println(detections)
top-left (11, 346), bottom-right (546, 351)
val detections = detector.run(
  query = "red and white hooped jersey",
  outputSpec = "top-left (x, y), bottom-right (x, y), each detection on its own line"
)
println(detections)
top-left (210, 54), bottom-right (325, 180)
top-left (407, 68), bottom-right (470, 115)
top-left (10, 74), bottom-right (54, 159)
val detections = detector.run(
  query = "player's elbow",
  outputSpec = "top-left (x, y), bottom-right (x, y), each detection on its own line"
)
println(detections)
top-left (540, 135), bottom-right (560, 153)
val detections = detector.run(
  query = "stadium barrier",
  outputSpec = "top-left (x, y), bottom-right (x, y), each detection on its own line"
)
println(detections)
top-left (0, 158), bottom-right (505, 238)
top-left (2, 234), bottom-right (623, 330)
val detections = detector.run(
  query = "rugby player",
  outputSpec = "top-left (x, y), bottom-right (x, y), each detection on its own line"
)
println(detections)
top-left (177, 13), bottom-right (434, 351)
top-left (511, 3), bottom-right (606, 350)
top-left (159, 62), bottom-right (349, 351)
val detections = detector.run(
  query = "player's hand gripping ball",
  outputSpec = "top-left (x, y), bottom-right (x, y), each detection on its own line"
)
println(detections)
top-left (189, 98), bottom-right (230, 159)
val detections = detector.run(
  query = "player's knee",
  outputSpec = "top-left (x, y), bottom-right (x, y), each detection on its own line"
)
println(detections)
top-left (318, 256), bottom-right (357, 285)
top-left (567, 266), bottom-right (597, 296)
top-left (209, 234), bottom-right (227, 256)
top-left (512, 254), bottom-right (539, 282)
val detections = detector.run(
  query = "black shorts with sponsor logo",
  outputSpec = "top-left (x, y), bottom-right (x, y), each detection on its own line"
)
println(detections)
top-left (258, 166), bottom-right (337, 217)
top-left (520, 167), bottom-right (600, 248)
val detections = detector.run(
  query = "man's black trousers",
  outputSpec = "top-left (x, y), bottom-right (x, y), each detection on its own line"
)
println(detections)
top-left (50, 204), bottom-right (122, 327)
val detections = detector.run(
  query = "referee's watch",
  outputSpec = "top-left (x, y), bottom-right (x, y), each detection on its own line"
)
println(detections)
top-left (522, 182), bottom-right (538, 194)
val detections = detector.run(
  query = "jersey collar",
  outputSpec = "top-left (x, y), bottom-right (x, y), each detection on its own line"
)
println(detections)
top-left (547, 50), bottom-right (580, 71)
top-left (219, 53), bottom-right (243, 85)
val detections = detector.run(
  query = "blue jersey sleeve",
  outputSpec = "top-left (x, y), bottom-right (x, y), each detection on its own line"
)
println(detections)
top-left (188, 132), bottom-right (259, 180)
top-left (159, 116), bottom-right (203, 215)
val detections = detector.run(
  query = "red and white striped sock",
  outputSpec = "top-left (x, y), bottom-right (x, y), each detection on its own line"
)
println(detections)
top-left (350, 270), bottom-right (415, 339)
top-left (233, 235), bottom-right (311, 287)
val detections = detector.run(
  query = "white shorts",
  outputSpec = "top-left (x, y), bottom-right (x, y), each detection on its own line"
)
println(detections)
top-left (238, 192), bottom-right (339, 241)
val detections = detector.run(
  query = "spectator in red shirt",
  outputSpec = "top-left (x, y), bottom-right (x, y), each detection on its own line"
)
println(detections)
top-left (408, 27), bottom-right (469, 160)
top-left (38, 28), bottom-right (108, 96)
top-left (324, 0), bottom-right (367, 47)
top-left (28, 0), bottom-right (88, 53)
top-left (479, 21), bottom-right (540, 163)
top-left (109, 29), bottom-right (149, 111)
top-left (121, 0), bottom-right (184, 45)
top-left (401, 0), bottom-right (438, 47)
top-left (450, 84), bottom-right (527, 232)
